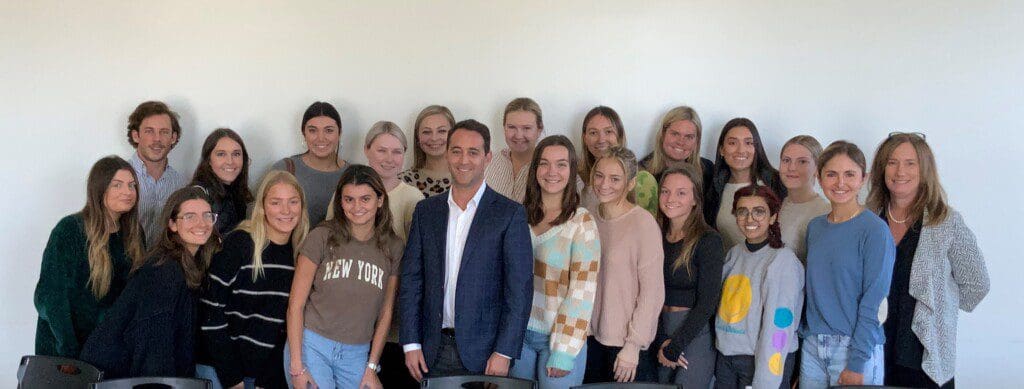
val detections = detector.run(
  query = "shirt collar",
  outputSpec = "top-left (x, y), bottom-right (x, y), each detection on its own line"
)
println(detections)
top-left (129, 151), bottom-right (177, 180)
top-left (448, 180), bottom-right (488, 211)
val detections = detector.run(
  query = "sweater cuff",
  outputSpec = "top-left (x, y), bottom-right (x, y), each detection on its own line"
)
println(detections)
top-left (618, 342), bottom-right (641, 365)
top-left (546, 351), bottom-right (577, 371)
top-left (663, 341), bottom-right (683, 361)
top-left (846, 355), bottom-right (867, 373)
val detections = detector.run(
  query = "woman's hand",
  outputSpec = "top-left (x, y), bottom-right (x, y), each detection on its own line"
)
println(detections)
top-left (291, 371), bottom-right (317, 389)
top-left (359, 368), bottom-right (382, 389)
top-left (613, 350), bottom-right (638, 383)
top-left (546, 367), bottom-right (570, 378)
top-left (656, 339), bottom-right (678, 368)
top-left (837, 369), bottom-right (864, 385)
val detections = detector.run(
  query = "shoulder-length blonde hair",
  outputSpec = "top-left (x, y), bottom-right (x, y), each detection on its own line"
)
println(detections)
top-left (82, 156), bottom-right (146, 298)
top-left (648, 106), bottom-right (703, 179)
top-left (867, 133), bottom-right (948, 226)
top-left (592, 145), bottom-right (639, 204)
top-left (237, 170), bottom-right (311, 281)
top-left (411, 105), bottom-right (455, 169)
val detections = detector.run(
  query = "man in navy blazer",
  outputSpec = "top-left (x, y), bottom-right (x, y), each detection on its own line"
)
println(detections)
top-left (399, 119), bottom-right (533, 380)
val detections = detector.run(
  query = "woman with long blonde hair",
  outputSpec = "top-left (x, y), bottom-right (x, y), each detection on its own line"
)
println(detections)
top-left (197, 170), bottom-right (310, 388)
top-left (34, 156), bottom-right (145, 360)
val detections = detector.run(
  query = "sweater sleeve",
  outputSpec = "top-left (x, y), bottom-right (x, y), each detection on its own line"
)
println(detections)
top-left (664, 232), bottom-right (725, 359)
top-left (33, 216), bottom-right (83, 357)
top-left (752, 250), bottom-right (804, 389)
top-left (947, 211), bottom-right (990, 311)
top-left (124, 268), bottom-right (188, 377)
top-left (546, 213), bottom-right (601, 370)
top-left (634, 171), bottom-right (660, 217)
top-left (847, 223), bottom-right (896, 372)
top-left (199, 233), bottom-right (247, 387)
top-left (620, 214), bottom-right (666, 363)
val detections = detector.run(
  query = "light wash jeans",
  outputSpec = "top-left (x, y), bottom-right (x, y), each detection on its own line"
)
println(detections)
top-left (799, 334), bottom-right (884, 389)
top-left (510, 329), bottom-right (588, 389)
top-left (283, 328), bottom-right (370, 389)
top-left (194, 364), bottom-right (256, 389)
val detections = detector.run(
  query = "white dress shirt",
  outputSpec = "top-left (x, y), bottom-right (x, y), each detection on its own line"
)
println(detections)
top-left (403, 181), bottom-right (487, 353)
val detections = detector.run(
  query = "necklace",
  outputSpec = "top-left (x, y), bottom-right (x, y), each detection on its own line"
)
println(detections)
top-left (887, 205), bottom-right (909, 224)
top-left (829, 208), bottom-right (861, 223)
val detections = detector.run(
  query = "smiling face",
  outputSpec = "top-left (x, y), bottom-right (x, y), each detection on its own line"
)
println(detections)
top-left (536, 145), bottom-right (571, 196)
top-left (820, 153), bottom-right (866, 206)
top-left (209, 136), bottom-right (243, 184)
top-left (720, 126), bottom-right (755, 174)
top-left (131, 113), bottom-right (177, 163)
top-left (734, 195), bottom-right (775, 244)
top-left (104, 169), bottom-right (138, 217)
top-left (592, 157), bottom-right (633, 205)
top-left (340, 183), bottom-right (383, 230)
top-left (659, 172), bottom-right (696, 222)
top-left (884, 142), bottom-right (920, 201)
top-left (418, 113), bottom-right (450, 158)
top-left (168, 199), bottom-right (214, 252)
top-left (446, 128), bottom-right (491, 189)
top-left (779, 143), bottom-right (817, 190)
top-left (303, 115), bottom-right (341, 159)
top-left (504, 110), bottom-right (542, 154)
top-left (264, 182), bottom-right (302, 239)
top-left (662, 120), bottom-right (698, 162)
top-left (365, 133), bottom-right (405, 180)
top-left (584, 115), bottom-right (620, 159)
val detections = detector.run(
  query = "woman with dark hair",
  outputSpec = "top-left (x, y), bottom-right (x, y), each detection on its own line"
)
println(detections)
top-left (34, 156), bottom-right (146, 360)
top-left (80, 186), bottom-right (221, 378)
top-left (801, 141), bottom-right (895, 388)
top-left (578, 106), bottom-right (659, 216)
top-left (652, 166), bottom-right (723, 387)
top-left (868, 133), bottom-right (989, 389)
top-left (196, 171), bottom-right (310, 389)
top-left (714, 185), bottom-right (803, 389)
top-left (285, 165), bottom-right (404, 389)
top-left (272, 101), bottom-right (348, 226)
top-left (190, 128), bottom-right (253, 234)
top-left (704, 118), bottom-right (786, 251)
top-left (509, 135), bottom-right (600, 388)
top-left (400, 105), bottom-right (456, 197)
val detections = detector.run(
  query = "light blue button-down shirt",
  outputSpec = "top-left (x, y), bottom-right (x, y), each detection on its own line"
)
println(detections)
top-left (130, 152), bottom-right (185, 247)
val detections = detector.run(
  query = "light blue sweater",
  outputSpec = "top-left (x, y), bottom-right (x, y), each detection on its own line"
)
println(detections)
top-left (802, 210), bottom-right (895, 373)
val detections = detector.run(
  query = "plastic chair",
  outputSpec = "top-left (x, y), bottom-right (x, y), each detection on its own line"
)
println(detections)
top-left (18, 355), bottom-right (104, 389)
top-left (572, 383), bottom-right (681, 389)
top-left (90, 377), bottom-right (211, 389)
top-left (422, 374), bottom-right (536, 388)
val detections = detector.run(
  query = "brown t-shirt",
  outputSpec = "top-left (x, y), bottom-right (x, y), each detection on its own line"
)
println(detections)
top-left (299, 226), bottom-right (404, 344)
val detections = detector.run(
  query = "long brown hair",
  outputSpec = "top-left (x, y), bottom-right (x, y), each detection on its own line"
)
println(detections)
top-left (648, 106), bottom-right (704, 179)
top-left (867, 133), bottom-right (948, 226)
top-left (657, 166), bottom-right (712, 275)
top-left (325, 165), bottom-right (400, 264)
top-left (147, 187), bottom-right (221, 289)
top-left (579, 106), bottom-right (626, 183)
top-left (190, 128), bottom-right (254, 209)
top-left (732, 185), bottom-right (784, 249)
top-left (525, 135), bottom-right (580, 227)
top-left (82, 156), bottom-right (146, 298)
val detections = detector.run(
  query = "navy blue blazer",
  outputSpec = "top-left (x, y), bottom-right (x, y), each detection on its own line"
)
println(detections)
top-left (398, 185), bottom-right (533, 373)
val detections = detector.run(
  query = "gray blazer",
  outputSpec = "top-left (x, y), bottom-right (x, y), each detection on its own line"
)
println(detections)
top-left (909, 209), bottom-right (990, 385)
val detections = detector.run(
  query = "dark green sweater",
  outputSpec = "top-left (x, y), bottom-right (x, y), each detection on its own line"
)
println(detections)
top-left (34, 213), bottom-right (131, 357)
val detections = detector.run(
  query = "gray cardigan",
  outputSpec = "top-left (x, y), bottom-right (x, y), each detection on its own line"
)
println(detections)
top-left (909, 209), bottom-right (990, 385)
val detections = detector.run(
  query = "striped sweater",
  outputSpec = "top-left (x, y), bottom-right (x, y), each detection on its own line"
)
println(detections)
top-left (198, 230), bottom-right (294, 388)
top-left (526, 208), bottom-right (601, 370)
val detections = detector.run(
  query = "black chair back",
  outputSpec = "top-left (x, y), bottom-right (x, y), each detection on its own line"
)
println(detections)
top-left (831, 386), bottom-right (919, 389)
top-left (18, 355), bottom-right (103, 389)
top-left (90, 377), bottom-right (211, 389)
top-left (422, 375), bottom-right (536, 388)
top-left (572, 383), bottom-right (682, 389)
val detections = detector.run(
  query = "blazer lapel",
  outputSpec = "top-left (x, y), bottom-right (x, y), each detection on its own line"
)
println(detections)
top-left (458, 187), bottom-right (495, 272)
top-left (434, 196), bottom-right (450, 271)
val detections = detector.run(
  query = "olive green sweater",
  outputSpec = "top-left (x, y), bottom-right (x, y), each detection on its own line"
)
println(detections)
top-left (34, 214), bottom-right (132, 357)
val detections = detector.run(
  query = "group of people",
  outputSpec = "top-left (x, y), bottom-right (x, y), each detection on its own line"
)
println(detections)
top-left (33, 98), bottom-right (989, 389)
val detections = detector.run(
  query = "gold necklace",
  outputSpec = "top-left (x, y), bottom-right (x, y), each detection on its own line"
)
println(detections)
top-left (887, 205), bottom-right (909, 224)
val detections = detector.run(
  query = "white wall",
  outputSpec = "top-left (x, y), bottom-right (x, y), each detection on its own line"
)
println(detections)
top-left (2, 0), bottom-right (1020, 385)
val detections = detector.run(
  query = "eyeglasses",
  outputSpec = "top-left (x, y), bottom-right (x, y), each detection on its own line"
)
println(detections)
top-left (177, 212), bottom-right (218, 224)
top-left (888, 131), bottom-right (926, 140)
top-left (734, 207), bottom-right (768, 221)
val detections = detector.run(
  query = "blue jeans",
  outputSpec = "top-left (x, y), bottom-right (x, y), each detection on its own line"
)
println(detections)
top-left (283, 328), bottom-right (370, 389)
top-left (194, 364), bottom-right (256, 389)
top-left (799, 334), bottom-right (884, 388)
top-left (510, 329), bottom-right (587, 389)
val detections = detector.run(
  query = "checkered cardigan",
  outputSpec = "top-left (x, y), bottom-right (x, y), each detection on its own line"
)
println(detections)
top-left (526, 208), bottom-right (601, 371)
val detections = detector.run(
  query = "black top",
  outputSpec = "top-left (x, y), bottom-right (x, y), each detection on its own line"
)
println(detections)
top-left (744, 239), bottom-right (769, 252)
top-left (197, 230), bottom-right (294, 388)
top-left (79, 256), bottom-right (197, 379)
top-left (882, 216), bottom-right (925, 369)
top-left (211, 194), bottom-right (247, 235)
top-left (702, 163), bottom-right (787, 228)
top-left (662, 231), bottom-right (725, 359)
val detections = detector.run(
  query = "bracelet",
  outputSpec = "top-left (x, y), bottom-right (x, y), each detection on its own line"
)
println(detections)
top-left (289, 367), bottom-right (307, 377)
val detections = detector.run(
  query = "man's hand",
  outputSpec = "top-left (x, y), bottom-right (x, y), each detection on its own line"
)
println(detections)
top-left (484, 353), bottom-right (510, 376)
top-left (405, 349), bottom-right (429, 382)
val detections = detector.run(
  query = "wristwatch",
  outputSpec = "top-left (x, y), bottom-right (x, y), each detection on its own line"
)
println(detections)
top-left (367, 361), bottom-right (381, 373)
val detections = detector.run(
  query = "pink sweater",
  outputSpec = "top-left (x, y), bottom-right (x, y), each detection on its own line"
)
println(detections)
top-left (589, 205), bottom-right (665, 363)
